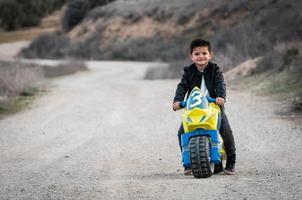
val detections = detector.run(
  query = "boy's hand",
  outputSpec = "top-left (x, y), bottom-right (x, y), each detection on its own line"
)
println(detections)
top-left (215, 97), bottom-right (225, 106)
top-left (173, 102), bottom-right (181, 111)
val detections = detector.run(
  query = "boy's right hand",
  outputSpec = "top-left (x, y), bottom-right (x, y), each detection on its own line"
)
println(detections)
top-left (173, 102), bottom-right (181, 111)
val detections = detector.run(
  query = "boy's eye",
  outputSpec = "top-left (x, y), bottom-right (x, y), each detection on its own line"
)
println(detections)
top-left (194, 52), bottom-right (208, 56)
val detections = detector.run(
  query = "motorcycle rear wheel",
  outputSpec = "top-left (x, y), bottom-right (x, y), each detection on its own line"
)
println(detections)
top-left (189, 136), bottom-right (214, 178)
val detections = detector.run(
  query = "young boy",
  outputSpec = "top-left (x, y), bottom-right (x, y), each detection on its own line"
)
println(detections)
top-left (173, 38), bottom-right (236, 175)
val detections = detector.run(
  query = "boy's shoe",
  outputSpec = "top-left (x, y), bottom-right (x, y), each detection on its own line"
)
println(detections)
top-left (224, 154), bottom-right (236, 175)
top-left (223, 166), bottom-right (235, 175)
top-left (214, 163), bottom-right (224, 174)
top-left (184, 168), bottom-right (192, 176)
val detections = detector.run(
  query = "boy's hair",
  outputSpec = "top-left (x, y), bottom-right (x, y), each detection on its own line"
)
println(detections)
top-left (190, 39), bottom-right (211, 54)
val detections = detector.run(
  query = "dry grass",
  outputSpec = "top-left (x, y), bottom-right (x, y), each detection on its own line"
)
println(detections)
top-left (0, 60), bottom-right (88, 117)
top-left (0, 61), bottom-right (44, 116)
top-left (0, 27), bottom-right (57, 43)
top-left (224, 57), bottom-right (261, 81)
top-left (0, 61), bottom-right (43, 97)
top-left (228, 56), bottom-right (302, 113)
top-left (0, 8), bottom-right (63, 44)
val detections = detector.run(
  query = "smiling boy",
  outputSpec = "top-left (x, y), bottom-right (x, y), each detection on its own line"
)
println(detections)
top-left (173, 39), bottom-right (236, 175)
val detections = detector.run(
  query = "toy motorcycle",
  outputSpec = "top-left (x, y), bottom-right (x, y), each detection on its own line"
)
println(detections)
top-left (179, 87), bottom-right (226, 178)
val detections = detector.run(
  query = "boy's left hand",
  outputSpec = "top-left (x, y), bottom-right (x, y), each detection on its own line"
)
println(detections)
top-left (173, 102), bottom-right (181, 111)
top-left (215, 97), bottom-right (225, 106)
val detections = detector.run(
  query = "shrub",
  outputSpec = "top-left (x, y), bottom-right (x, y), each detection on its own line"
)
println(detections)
top-left (19, 31), bottom-right (70, 59)
top-left (252, 43), bottom-right (302, 74)
top-left (0, 59), bottom-right (87, 116)
top-left (283, 48), bottom-right (299, 67)
top-left (0, 0), bottom-right (66, 30)
top-left (145, 60), bottom-right (190, 79)
top-left (251, 51), bottom-right (283, 74)
top-left (42, 60), bottom-right (88, 77)
top-left (62, 0), bottom-right (116, 32)
top-left (0, 61), bottom-right (43, 97)
top-left (0, 0), bottom-right (22, 30)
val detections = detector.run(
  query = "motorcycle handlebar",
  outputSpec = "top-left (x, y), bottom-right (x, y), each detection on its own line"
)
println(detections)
top-left (180, 101), bottom-right (187, 108)
top-left (179, 97), bottom-right (216, 109)
top-left (207, 96), bottom-right (216, 103)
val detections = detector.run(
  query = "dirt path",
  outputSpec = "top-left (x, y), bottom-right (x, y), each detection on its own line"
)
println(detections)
top-left (0, 61), bottom-right (301, 200)
top-left (0, 41), bottom-right (29, 61)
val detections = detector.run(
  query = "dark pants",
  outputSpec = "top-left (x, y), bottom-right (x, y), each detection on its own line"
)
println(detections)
top-left (178, 109), bottom-right (236, 165)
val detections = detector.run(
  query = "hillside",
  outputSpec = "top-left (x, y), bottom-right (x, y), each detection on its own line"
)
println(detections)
top-left (20, 0), bottom-right (301, 68)
top-left (0, 3), bottom-right (64, 44)
top-left (18, 0), bottom-right (302, 109)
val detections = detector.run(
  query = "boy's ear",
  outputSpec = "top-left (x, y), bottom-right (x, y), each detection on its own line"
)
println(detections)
top-left (188, 53), bottom-right (193, 60)
top-left (209, 52), bottom-right (214, 59)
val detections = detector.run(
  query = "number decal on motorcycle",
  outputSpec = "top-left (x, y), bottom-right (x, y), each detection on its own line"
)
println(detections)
top-left (190, 90), bottom-right (203, 108)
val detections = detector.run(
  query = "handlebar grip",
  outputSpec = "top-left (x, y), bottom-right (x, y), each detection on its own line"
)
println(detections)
top-left (207, 97), bottom-right (216, 103)
top-left (180, 101), bottom-right (187, 108)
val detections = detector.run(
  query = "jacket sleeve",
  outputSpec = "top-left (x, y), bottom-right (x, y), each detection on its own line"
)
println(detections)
top-left (173, 67), bottom-right (189, 103)
top-left (214, 65), bottom-right (226, 100)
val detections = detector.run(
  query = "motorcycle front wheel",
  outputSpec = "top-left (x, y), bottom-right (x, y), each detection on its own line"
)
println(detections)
top-left (189, 136), bottom-right (214, 178)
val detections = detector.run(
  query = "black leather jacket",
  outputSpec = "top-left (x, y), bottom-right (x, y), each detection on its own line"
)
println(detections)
top-left (173, 62), bottom-right (226, 103)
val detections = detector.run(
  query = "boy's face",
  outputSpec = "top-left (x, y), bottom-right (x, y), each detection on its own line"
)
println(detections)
top-left (189, 46), bottom-right (212, 69)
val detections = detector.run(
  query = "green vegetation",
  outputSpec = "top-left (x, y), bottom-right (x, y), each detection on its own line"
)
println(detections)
top-left (0, 89), bottom-right (41, 119)
top-left (0, 0), bottom-right (66, 31)
top-left (0, 61), bottom-right (43, 117)
top-left (283, 48), bottom-right (299, 67)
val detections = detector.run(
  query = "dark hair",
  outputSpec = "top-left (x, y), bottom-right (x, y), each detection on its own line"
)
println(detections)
top-left (190, 39), bottom-right (211, 54)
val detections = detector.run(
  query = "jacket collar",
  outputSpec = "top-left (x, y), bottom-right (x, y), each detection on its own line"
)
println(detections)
top-left (190, 62), bottom-right (211, 74)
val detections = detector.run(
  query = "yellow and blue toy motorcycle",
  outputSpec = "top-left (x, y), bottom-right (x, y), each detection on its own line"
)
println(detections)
top-left (180, 87), bottom-right (226, 178)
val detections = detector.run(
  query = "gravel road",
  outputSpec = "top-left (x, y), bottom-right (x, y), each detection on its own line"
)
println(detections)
top-left (0, 61), bottom-right (302, 200)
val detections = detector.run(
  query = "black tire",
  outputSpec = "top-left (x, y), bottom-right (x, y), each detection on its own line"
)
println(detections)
top-left (189, 136), bottom-right (214, 178)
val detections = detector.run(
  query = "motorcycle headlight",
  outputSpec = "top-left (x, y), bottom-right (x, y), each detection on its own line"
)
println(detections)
top-left (186, 116), bottom-right (193, 123)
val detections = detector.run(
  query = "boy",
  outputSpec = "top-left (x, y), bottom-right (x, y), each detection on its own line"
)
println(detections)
top-left (173, 39), bottom-right (236, 175)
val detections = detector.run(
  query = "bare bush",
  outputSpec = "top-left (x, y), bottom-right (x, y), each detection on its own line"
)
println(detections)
top-left (211, 0), bottom-right (302, 69)
top-left (62, 0), bottom-right (116, 32)
top-left (0, 61), bottom-right (88, 96)
top-left (0, 61), bottom-right (43, 97)
top-left (42, 61), bottom-right (88, 77)
top-left (0, 0), bottom-right (66, 31)
top-left (105, 37), bottom-right (187, 61)
top-left (19, 31), bottom-right (70, 59)
top-left (249, 42), bottom-right (302, 112)
top-left (212, 21), bottom-right (271, 70)
top-left (0, 60), bottom-right (88, 115)
top-left (251, 43), bottom-right (302, 74)
top-left (145, 59), bottom-right (190, 79)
